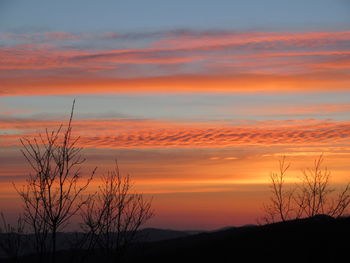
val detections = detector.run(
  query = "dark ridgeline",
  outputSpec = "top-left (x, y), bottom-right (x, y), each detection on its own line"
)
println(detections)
top-left (2, 215), bottom-right (350, 263)
top-left (124, 215), bottom-right (350, 263)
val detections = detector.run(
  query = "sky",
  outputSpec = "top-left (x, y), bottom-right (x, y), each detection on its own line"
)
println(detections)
top-left (0, 0), bottom-right (350, 230)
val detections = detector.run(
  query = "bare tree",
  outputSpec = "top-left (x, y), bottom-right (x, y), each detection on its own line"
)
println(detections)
top-left (81, 161), bottom-right (153, 263)
top-left (0, 213), bottom-right (26, 263)
top-left (328, 183), bottom-right (350, 217)
top-left (15, 167), bottom-right (50, 262)
top-left (15, 101), bottom-right (95, 263)
top-left (296, 155), bottom-right (350, 218)
top-left (262, 156), bottom-right (293, 223)
top-left (263, 155), bottom-right (350, 223)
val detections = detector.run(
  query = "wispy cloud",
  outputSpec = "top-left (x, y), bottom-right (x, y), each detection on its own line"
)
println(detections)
top-left (218, 103), bottom-right (350, 117)
top-left (1, 30), bottom-right (349, 95)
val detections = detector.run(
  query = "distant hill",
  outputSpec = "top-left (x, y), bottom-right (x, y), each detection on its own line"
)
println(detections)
top-left (0, 227), bottom-right (202, 260)
top-left (0, 227), bottom-right (198, 257)
top-left (133, 228), bottom-right (192, 242)
top-left (3, 215), bottom-right (350, 262)
top-left (125, 215), bottom-right (350, 263)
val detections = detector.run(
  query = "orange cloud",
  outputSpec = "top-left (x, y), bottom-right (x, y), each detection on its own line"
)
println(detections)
top-left (2, 118), bottom-right (350, 148)
top-left (0, 45), bottom-right (204, 70)
top-left (1, 72), bottom-right (350, 97)
top-left (74, 123), bottom-right (350, 148)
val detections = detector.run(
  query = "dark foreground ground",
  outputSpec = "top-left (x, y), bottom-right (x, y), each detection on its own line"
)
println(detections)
top-left (126, 215), bottom-right (350, 263)
top-left (6, 215), bottom-right (350, 263)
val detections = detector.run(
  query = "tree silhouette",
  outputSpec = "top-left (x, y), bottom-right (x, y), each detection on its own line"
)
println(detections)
top-left (263, 155), bottom-right (350, 223)
top-left (296, 155), bottom-right (350, 218)
top-left (262, 156), bottom-right (293, 223)
top-left (15, 101), bottom-right (95, 263)
top-left (81, 161), bottom-right (153, 263)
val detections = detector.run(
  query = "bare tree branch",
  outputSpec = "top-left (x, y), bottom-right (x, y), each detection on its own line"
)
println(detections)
top-left (81, 161), bottom-right (153, 263)
top-left (263, 155), bottom-right (350, 223)
top-left (14, 100), bottom-right (95, 263)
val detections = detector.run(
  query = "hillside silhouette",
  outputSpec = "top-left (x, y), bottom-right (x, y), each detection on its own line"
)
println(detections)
top-left (123, 215), bottom-right (349, 263)
top-left (4, 215), bottom-right (349, 263)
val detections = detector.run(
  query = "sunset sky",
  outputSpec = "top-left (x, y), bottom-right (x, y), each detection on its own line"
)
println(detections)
top-left (1, 0), bottom-right (350, 230)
